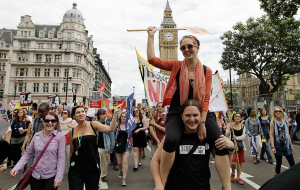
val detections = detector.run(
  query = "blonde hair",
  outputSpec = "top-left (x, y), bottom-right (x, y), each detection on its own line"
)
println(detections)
top-left (180, 35), bottom-right (198, 46)
top-left (271, 106), bottom-right (284, 122)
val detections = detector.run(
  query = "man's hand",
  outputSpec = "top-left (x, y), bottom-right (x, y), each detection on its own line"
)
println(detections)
top-left (149, 120), bottom-right (156, 126)
top-left (156, 141), bottom-right (160, 147)
top-left (53, 181), bottom-right (61, 189)
top-left (215, 135), bottom-right (234, 150)
top-left (198, 124), bottom-right (206, 142)
top-left (248, 133), bottom-right (252, 137)
top-left (148, 26), bottom-right (157, 36)
top-left (0, 163), bottom-right (7, 172)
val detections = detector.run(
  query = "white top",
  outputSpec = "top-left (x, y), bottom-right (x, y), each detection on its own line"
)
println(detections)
top-left (60, 118), bottom-right (77, 135)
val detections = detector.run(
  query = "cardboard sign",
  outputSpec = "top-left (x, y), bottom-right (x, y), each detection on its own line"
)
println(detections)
top-left (0, 102), bottom-right (8, 121)
top-left (90, 91), bottom-right (103, 99)
top-left (208, 74), bottom-right (228, 112)
top-left (48, 95), bottom-right (60, 110)
top-left (89, 99), bottom-right (102, 108)
top-left (20, 92), bottom-right (32, 106)
top-left (9, 100), bottom-right (16, 109)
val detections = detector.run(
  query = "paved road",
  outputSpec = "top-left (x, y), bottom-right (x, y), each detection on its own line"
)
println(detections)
top-left (1, 139), bottom-right (299, 190)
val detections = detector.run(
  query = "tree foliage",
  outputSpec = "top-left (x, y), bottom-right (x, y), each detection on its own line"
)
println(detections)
top-left (225, 88), bottom-right (239, 107)
top-left (294, 90), bottom-right (300, 101)
top-left (259, 0), bottom-right (300, 21)
top-left (220, 15), bottom-right (300, 96)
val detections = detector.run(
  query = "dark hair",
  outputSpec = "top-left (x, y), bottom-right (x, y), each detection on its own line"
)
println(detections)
top-left (30, 107), bottom-right (37, 111)
top-left (156, 102), bottom-right (162, 108)
top-left (133, 107), bottom-right (143, 121)
top-left (96, 108), bottom-right (106, 121)
top-left (13, 109), bottom-right (26, 124)
top-left (118, 112), bottom-right (127, 125)
top-left (180, 99), bottom-right (202, 114)
top-left (42, 112), bottom-right (59, 130)
top-left (261, 107), bottom-right (268, 117)
top-left (22, 108), bottom-right (27, 111)
top-left (63, 109), bottom-right (71, 118)
top-left (39, 102), bottom-right (49, 110)
top-left (247, 107), bottom-right (254, 117)
top-left (71, 105), bottom-right (84, 118)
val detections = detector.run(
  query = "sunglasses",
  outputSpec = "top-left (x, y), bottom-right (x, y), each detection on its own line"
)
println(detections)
top-left (62, 112), bottom-right (68, 114)
top-left (275, 110), bottom-right (282, 113)
top-left (180, 44), bottom-right (198, 51)
top-left (134, 110), bottom-right (139, 112)
top-left (121, 116), bottom-right (126, 118)
top-left (44, 119), bottom-right (57, 123)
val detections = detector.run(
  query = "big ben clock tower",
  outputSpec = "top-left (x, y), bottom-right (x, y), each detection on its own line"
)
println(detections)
top-left (159, 0), bottom-right (178, 76)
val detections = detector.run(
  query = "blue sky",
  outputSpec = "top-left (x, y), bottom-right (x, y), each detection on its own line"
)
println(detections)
top-left (1, 0), bottom-right (272, 103)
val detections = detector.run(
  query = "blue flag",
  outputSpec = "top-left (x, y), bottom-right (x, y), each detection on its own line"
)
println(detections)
top-left (250, 134), bottom-right (258, 156)
top-left (126, 93), bottom-right (136, 133)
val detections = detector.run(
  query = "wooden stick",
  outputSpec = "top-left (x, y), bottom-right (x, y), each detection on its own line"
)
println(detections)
top-left (127, 28), bottom-right (186, 32)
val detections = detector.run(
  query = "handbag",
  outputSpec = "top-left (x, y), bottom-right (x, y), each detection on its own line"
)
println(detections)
top-left (114, 142), bottom-right (126, 153)
top-left (15, 132), bottom-right (57, 190)
top-left (236, 140), bottom-right (244, 150)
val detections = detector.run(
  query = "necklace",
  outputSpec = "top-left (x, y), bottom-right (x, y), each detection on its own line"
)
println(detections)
top-left (188, 68), bottom-right (196, 72)
top-left (75, 122), bottom-right (87, 156)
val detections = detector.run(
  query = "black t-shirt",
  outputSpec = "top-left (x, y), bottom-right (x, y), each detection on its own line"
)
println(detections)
top-left (165, 132), bottom-right (211, 190)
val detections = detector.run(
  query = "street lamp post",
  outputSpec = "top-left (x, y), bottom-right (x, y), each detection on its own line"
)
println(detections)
top-left (65, 67), bottom-right (72, 105)
top-left (14, 83), bottom-right (17, 100)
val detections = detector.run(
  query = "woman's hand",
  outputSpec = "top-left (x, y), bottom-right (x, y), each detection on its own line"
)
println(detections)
top-left (292, 146), bottom-right (294, 152)
top-left (233, 135), bottom-right (236, 140)
top-left (198, 124), bottom-right (206, 142)
top-left (53, 181), bottom-right (61, 189)
top-left (0, 163), bottom-right (7, 172)
top-left (20, 129), bottom-right (28, 134)
top-left (114, 104), bottom-right (122, 115)
top-left (248, 133), bottom-right (252, 137)
top-left (215, 135), bottom-right (234, 150)
top-left (134, 129), bottom-right (140, 134)
top-left (272, 147), bottom-right (276, 154)
top-left (21, 144), bottom-right (25, 151)
top-left (147, 26), bottom-right (157, 36)
top-left (10, 170), bottom-right (17, 177)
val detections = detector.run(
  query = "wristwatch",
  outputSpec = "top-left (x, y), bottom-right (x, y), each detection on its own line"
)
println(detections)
top-left (201, 120), bottom-right (205, 124)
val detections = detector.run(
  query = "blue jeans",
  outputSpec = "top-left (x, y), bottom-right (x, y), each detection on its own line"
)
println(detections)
top-left (291, 124), bottom-right (298, 139)
top-left (260, 136), bottom-right (273, 161)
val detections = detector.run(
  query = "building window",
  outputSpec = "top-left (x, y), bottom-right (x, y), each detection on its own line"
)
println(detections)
top-left (0, 63), bottom-right (5, 71)
top-left (63, 83), bottom-right (67, 92)
top-left (18, 53), bottom-right (29, 61)
top-left (72, 69), bottom-right (80, 77)
top-left (24, 31), bottom-right (27, 36)
top-left (39, 32), bottom-right (44, 38)
top-left (21, 31), bottom-right (23, 36)
top-left (34, 68), bottom-right (40, 77)
top-left (0, 76), bottom-right (4, 83)
top-left (0, 53), bottom-right (7, 59)
top-left (47, 43), bottom-right (52, 49)
top-left (74, 55), bottom-right (81, 63)
top-left (55, 55), bottom-right (61, 62)
top-left (28, 31), bottom-right (31, 36)
top-left (25, 22), bottom-right (28, 27)
top-left (53, 69), bottom-right (59, 77)
top-left (0, 89), bottom-right (3, 98)
top-left (64, 69), bottom-right (68, 77)
top-left (18, 83), bottom-right (26, 92)
top-left (44, 68), bottom-right (50, 77)
top-left (57, 44), bottom-right (62, 49)
top-left (67, 32), bottom-right (71, 39)
top-left (77, 34), bottom-right (80, 40)
top-left (38, 43), bottom-right (43, 49)
top-left (66, 43), bottom-right (71, 49)
top-left (45, 54), bottom-right (51, 62)
top-left (15, 68), bottom-right (18, 76)
top-left (0, 42), bottom-right (4, 47)
top-left (33, 83), bottom-right (39, 92)
top-left (65, 54), bottom-right (70, 62)
top-left (72, 83), bottom-right (80, 93)
top-left (53, 83), bottom-right (58, 92)
top-left (43, 83), bottom-right (49, 92)
top-left (19, 68), bottom-right (25, 76)
top-left (58, 33), bottom-right (62, 39)
top-left (49, 33), bottom-right (53, 38)
top-left (36, 54), bottom-right (42, 62)
top-left (19, 41), bottom-right (30, 48)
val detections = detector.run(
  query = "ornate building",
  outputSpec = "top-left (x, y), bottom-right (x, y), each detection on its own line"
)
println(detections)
top-left (93, 48), bottom-right (112, 99)
top-left (7, 3), bottom-right (96, 106)
top-left (159, 0), bottom-right (178, 76)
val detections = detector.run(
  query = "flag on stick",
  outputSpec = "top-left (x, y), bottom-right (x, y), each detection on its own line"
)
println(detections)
top-left (126, 93), bottom-right (136, 133)
top-left (98, 82), bottom-right (106, 92)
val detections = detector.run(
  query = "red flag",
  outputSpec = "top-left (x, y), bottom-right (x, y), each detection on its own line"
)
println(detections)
top-left (114, 101), bottom-right (126, 110)
top-left (98, 82), bottom-right (106, 92)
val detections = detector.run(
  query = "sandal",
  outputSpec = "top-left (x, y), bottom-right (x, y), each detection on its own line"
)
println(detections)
top-left (138, 162), bottom-right (142, 166)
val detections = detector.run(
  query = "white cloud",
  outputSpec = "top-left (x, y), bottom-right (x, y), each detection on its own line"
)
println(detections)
top-left (1, 0), bottom-right (275, 103)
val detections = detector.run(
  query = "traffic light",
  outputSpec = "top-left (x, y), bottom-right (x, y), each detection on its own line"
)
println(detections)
top-left (73, 93), bottom-right (76, 104)
top-left (83, 96), bottom-right (86, 105)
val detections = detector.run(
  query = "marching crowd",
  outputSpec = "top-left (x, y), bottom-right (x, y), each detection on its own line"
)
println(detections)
top-left (0, 26), bottom-right (299, 190)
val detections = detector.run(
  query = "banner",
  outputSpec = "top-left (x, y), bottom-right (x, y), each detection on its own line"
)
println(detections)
top-left (98, 82), bottom-right (106, 92)
top-left (136, 49), bottom-right (169, 107)
top-left (0, 102), bottom-right (8, 121)
top-left (20, 92), bottom-right (32, 106)
top-left (181, 26), bottom-right (210, 35)
top-left (101, 99), bottom-right (109, 115)
top-left (114, 101), bottom-right (126, 110)
top-left (89, 99), bottom-right (102, 108)
top-left (48, 95), bottom-right (60, 110)
top-left (208, 74), bottom-right (228, 112)
top-left (126, 93), bottom-right (136, 133)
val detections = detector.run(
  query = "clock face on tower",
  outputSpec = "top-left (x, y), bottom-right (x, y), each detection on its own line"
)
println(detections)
top-left (164, 32), bottom-right (174, 41)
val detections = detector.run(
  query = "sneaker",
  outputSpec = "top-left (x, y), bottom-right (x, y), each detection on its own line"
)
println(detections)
top-left (230, 173), bottom-right (235, 182)
top-left (114, 166), bottom-right (119, 170)
top-left (210, 160), bottom-right (215, 164)
top-left (101, 176), bottom-right (108, 182)
top-left (269, 160), bottom-right (274, 164)
top-left (119, 171), bottom-right (123, 179)
top-left (122, 179), bottom-right (127, 186)
top-left (236, 178), bottom-right (244, 185)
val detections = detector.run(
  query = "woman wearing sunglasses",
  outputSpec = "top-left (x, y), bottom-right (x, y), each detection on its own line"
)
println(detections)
top-left (60, 109), bottom-right (77, 169)
top-left (270, 106), bottom-right (295, 175)
top-left (10, 112), bottom-right (66, 190)
top-left (147, 27), bottom-right (230, 188)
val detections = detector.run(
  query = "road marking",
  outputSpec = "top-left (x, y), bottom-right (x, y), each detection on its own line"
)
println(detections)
top-left (8, 184), bottom-right (17, 190)
top-left (99, 181), bottom-right (108, 189)
top-left (272, 162), bottom-right (289, 169)
top-left (147, 145), bottom-right (151, 152)
top-left (239, 172), bottom-right (261, 189)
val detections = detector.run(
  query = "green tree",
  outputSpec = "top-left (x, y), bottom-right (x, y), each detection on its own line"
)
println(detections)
top-left (220, 15), bottom-right (300, 98)
top-left (294, 90), bottom-right (300, 101)
top-left (225, 88), bottom-right (239, 107)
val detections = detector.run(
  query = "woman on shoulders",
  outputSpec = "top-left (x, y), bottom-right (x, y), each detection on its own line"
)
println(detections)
top-left (115, 112), bottom-right (133, 186)
top-left (147, 26), bottom-right (230, 188)
top-left (10, 112), bottom-right (66, 190)
top-left (68, 105), bottom-right (121, 190)
top-left (270, 106), bottom-right (295, 175)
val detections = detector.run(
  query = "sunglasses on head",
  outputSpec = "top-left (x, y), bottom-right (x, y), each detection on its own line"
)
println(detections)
top-left (44, 119), bottom-right (57, 123)
top-left (275, 110), bottom-right (282, 113)
top-left (180, 44), bottom-right (198, 51)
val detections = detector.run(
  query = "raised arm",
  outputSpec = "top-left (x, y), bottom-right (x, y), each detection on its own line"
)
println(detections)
top-left (147, 26), bottom-right (157, 60)
top-left (93, 105), bottom-right (121, 133)
top-left (150, 136), bottom-right (165, 190)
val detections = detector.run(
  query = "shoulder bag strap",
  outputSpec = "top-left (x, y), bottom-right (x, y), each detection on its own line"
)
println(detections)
top-left (31, 131), bottom-right (57, 169)
top-left (90, 121), bottom-right (97, 135)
